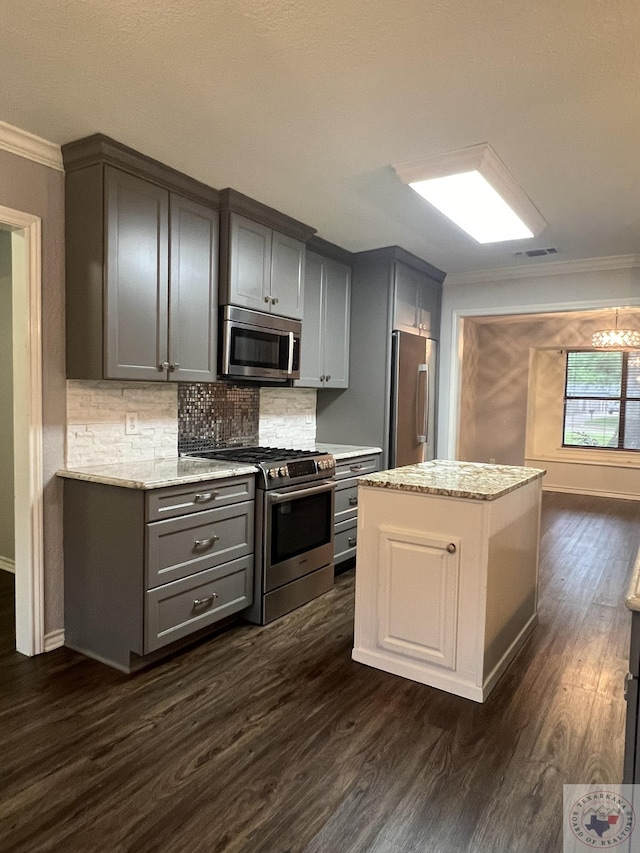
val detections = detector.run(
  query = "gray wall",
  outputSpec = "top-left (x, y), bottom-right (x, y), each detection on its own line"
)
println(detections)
top-left (0, 229), bottom-right (13, 562)
top-left (0, 148), bottom-right (65, 634)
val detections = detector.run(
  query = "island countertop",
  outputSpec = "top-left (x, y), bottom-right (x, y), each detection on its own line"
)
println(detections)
top-left (56, 457), bottom-right (258, 490)
top-left (358, 459), bottom-right (545, 501)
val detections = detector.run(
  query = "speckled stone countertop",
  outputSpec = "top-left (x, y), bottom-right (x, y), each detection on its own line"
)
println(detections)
top-left (57, 458), bottom-right (258, 490)
top-left (315, 443), bottom-right (382, 460)
top-left (626, 548), bottom-right (640, 612)
top-left (358, 460), bottom-right (546, 501)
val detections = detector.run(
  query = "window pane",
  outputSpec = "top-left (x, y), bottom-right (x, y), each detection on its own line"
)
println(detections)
top-left (563, 399), bottom-right (620, 447)
top-left (624, 401), bottom-right (640, 450)
top-left (566, 351), bottom-right (622, 398)
top-left (626, 352), bottom-right (640, 400)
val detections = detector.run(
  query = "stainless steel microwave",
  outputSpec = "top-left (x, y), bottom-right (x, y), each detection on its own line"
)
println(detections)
top-left (219, 305), bottom-right (301, 381)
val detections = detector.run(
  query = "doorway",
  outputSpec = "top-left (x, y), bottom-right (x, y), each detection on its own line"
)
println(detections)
top-left (0, 205), bottom-right (44, 656)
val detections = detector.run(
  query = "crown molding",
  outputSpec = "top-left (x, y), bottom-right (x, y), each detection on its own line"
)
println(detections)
top-left (444, 254), bottom-right (640, 286)
top-left (0, 120), bottom-right (63, 171)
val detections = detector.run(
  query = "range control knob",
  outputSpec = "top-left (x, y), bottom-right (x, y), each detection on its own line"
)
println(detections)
top-left (279, 466), bottom-right (288, 477)
top-left (268, 468), bottom-right (278, 479)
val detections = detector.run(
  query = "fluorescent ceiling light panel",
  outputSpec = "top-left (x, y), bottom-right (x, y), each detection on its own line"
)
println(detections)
top-left (392, 143), bottom-right (546, 244)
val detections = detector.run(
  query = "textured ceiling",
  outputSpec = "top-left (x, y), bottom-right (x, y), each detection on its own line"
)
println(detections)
top-left (2, 0), bottom-right (640, 275)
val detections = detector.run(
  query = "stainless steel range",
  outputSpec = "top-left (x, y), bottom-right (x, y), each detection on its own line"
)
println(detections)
top-left (185, 447), bottom-right (336, 624)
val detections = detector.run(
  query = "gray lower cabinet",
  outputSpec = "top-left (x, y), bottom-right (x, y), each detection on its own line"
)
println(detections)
top-left (333, 453), bottom-right (380, 564)
top-left (296, 250), bottom-right (351, 389)
top-left (63, 474), bottom-right (255, 672)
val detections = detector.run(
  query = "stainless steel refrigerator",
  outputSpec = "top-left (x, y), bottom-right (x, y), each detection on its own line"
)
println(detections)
top-left (389, 330), bottom-right (437, 467)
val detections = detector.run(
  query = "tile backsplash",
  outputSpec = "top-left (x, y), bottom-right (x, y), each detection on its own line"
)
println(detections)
top-left (66, 381), bottom-right (178, 467)
top-left (259, 388), bottom-right (317, 449)
top-left (178, 382), bottom-right (260, 452)
top-left (65, 380), bottom-right (318, 467)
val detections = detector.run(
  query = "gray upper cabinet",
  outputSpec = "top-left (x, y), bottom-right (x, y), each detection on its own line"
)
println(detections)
top-left (297, 248), bottom-right (351, 389)
top-left (229, 215), bottom-right (272, 311)
top-left (219, 189), bottom-right (316, 322)
top-left (62, 134), bottom-right (220, 382)
top-left (227, 213), bottom-right (304, 320)
top-left (393, 260), bottom-right (441, 338)
top-left (169, 196), bottom-right (218, 382)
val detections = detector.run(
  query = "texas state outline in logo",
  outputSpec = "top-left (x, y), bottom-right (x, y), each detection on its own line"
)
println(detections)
top-left (569, 790), bottom-right (635, 847)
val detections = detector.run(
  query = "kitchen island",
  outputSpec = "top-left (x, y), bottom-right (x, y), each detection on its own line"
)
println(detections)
top-left (352, 460), bottom-right (545, 702)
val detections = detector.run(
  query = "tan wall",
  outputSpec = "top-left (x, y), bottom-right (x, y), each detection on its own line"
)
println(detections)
top-left (0, 229), bottom-right (13, 562)
top-left (458, 311), bottom-right (640, 497)
top-left (0, 148), bottom-right (65, 633)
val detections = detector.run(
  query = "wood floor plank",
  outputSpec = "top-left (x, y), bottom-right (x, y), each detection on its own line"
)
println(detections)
top-left (0, 493), bottom-right (639, 852)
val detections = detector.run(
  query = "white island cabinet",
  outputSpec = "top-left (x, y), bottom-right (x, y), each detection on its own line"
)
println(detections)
top-left (352, 460), bottom-right (545, 703)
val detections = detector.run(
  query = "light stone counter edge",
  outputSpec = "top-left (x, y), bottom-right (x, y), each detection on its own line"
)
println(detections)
top-left (358, 459), bottom-right (546, 501)
top-left (626, 547), bottom-right (640, 612)
top-left (57, 458), bottom-right (258, 490)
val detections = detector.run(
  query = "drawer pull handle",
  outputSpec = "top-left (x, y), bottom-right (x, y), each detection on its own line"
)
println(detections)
top-left (348, 496), bottom-right (358, 506)
top-left (194, 535), bottom-right (220, 549)
top-left (350, 464), bottom-right (364, 472)
top-left (447, 543), bottom-right (457, 554)
top-left (348, 537), bottom-right (357, 546)
top-left (193, 592), bottom-right (218, 608)
top-left (194, 492), bottom-right (218, 503)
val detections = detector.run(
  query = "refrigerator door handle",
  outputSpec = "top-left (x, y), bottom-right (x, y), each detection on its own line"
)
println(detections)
top-left (417, 363), bottom-right (429, 444)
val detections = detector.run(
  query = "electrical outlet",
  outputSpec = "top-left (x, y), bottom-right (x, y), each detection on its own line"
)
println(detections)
top-left (125, 412), bottom-right (139, 435)
top-left (305, 408), bottom-right (313, 425)
top-left (489, 457), bottom-right (496, 464)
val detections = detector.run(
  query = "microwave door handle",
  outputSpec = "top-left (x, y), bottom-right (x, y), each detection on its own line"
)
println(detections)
top-left (286, 331), bottom-right (295, 374)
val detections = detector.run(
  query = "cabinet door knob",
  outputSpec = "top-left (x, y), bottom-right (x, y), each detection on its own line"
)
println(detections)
top-left (272, 297), bottom-right (279, 305)
top-left (194, 535), bottom-right (220, 549)
top-left (325, 374), bottom-right (330, 381)
top-left (159, 361), bottom-right (170, 371)
top-left (169, 362), bottom-right (180, 372)
top-left (348, 537), bottom-right (357, 547)
top-left (348, 496), bottom-right (358, 506)
top-left (350, 464), bottom-right (364, 472)
top-left (264, 296), bottom-right (271, 303)
top-left (193, 592), bottom-right (218, 608)
top-left (447, 543), bottom-right (457, 554)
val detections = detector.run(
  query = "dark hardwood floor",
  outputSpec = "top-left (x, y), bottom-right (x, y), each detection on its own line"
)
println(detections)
top-left (1, 492), bottom-right (639, 853)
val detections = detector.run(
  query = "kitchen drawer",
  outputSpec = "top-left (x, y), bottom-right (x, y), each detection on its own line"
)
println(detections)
top-left (146, 501), bottom-right (254, 588)
top-left (334, 482), bottom-right (359, 521)
top-left (145, 555), bottom-right (253, 653)
top-left (334, 518), bottom-right (358, 564)
top-left (334, 454), bottom-right (380, 481)
top-left (146, 475), bottom-right (255, 522)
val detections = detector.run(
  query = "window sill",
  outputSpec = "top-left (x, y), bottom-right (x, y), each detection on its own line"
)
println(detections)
top-left (526, 450), bottom-right (640, 469)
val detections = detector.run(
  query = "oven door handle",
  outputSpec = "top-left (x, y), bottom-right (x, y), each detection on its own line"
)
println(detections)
top-left (269, 481), bottom-right (335, 503)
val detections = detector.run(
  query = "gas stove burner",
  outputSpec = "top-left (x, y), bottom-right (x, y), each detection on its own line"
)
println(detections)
top-left (185, 445), bottom-right (336, 489)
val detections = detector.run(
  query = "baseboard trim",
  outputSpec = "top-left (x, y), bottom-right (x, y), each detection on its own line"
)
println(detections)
top-left (542, 484), bottom-right (640, 502)
top-left (44, 629), bottom-right (65, 652)
top-left (0, 556), bottom-right (15, 574)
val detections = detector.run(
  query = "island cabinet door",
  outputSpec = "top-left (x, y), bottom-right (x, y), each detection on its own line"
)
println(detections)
top-left (376, 526), bottom-right (461, 671)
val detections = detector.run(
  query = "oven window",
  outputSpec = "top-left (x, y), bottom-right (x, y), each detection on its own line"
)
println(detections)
top-left (230, 328), bottom-right (286, 370)
top-left (271, 491), bottom-right (332, 564)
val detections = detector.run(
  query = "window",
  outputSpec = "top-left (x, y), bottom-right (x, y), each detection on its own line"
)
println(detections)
top-left (563, 350), bottom-right (640, 450)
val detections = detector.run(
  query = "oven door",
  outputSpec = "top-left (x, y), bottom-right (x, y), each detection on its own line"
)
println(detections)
top-left (264, 480), bottom-right (335, 592)
top-left (221, 317), bottom-right (300, 381)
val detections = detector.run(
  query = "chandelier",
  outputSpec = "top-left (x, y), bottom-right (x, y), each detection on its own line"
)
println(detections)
top-left (592, 309), bottom-right (640, 349)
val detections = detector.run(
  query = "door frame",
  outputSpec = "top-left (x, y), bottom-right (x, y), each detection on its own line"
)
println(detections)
top-left (1, 204), bottom-right (44, 656)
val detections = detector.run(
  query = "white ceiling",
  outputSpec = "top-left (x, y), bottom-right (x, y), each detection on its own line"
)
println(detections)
top-left (2, 0), bottom-right (640, 276)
